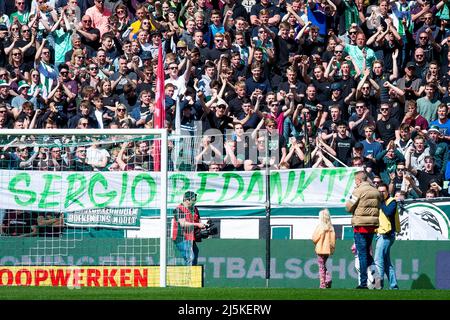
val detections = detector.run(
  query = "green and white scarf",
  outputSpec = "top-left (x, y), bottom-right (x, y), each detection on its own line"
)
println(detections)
top-left (343, 0), bottom-right (360, 30)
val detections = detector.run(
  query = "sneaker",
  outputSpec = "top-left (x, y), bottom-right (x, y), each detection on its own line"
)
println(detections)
top-left (325, 280), bottom-right (332, 288)
top-left (391, 286), bottom-right (399, 290)
top-left (374, 277), bottom-right (383, 290)
top-left (367, 267), bottom-right (376, 289)
top-left (356, 285), bottom-right (368, 289)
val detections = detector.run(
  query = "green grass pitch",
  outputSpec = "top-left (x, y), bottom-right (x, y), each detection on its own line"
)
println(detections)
top-left (0, 287), bottom-right (449, 300)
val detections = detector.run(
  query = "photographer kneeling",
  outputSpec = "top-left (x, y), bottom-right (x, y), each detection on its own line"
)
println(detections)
top-left (172, 191), bottom-right (206, 266)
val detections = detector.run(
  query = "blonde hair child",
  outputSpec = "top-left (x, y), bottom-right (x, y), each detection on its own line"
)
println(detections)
top-left (312, 209), bottom-right (336, 289)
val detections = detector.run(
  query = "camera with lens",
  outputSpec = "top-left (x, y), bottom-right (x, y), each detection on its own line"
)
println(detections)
top-left (195, 219), bottom-right (218, 241)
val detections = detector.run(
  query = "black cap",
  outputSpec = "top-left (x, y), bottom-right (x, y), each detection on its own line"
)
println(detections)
top-left (330, 82), bottom-right (342, 91)
top-left (406, 62), bottom-right (416, 68)
top-left (0, 24), bottom-right (7, 31)
top-left (354, 142), bottom-right (364, 149)
top-left (183, 191), bottom-right (197, 200)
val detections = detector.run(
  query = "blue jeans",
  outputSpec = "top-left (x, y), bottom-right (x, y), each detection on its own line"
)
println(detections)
top-left (175, 240), bottom-right (199, 266)
top-left (354, 232), bottom-right (375, 287)
top-left (374, 233), bottom-right (398, 289)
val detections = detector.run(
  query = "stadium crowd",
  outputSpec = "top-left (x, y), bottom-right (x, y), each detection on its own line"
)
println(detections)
top-left (0, 0), bottom-right (450, 216)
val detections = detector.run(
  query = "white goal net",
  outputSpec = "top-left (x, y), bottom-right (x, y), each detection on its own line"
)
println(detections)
top-left (0, 129), bottom-right (207, 288)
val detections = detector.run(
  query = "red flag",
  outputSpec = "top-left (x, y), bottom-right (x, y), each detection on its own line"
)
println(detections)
top-left (153, 42), bottom-right (165, 171)
top-left (154, 42), bottom-right (165, 129)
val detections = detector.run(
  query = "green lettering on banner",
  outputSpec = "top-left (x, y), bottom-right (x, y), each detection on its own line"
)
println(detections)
top-left (319, 169), bottom-right (349, 202)
top-left (65, 173), bottom-right (87, 208)
top-left (119, 172), bottom-right (128, 206)
top-left (196, 173), bottom-right (219, 202)
top-left (243, 171), bottom-right (264, 201)
top-left (131, 174), bottom-right (155, 206)
top-left (292, 170), bottom-right (318, 202)
top-left (169, 173), bottom-right (190, 203)
top-left (341, 168), bottom-right (357, 202)
top-left (2, 168), bottom-right (358, 210)
top-left (39, 174), bottom-right (62, 209)
top-left (270, 171), bottom-right (296, 205)
top-left (88, 173), bottom-right (117, 207)
top-left (217, 173), bottom-right (244, 202)
top-left (8, 173), bottom-right (36, 206)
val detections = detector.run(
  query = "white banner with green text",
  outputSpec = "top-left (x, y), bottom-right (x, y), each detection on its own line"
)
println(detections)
top-left (0, 167), bottom-right (357, 212)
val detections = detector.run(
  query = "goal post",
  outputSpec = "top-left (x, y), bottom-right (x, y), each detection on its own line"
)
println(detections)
top-left (0, 128), bottom-right (177, 287)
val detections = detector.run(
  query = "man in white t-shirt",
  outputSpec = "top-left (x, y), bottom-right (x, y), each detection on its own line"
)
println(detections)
top-left (86, 139), bottom-right (110, 170)
top-left (165, 57), bottom-right (192, 99)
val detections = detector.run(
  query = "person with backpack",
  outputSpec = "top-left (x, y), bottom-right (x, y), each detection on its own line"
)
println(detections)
top-left (374, 183), bottom-right (400, 290)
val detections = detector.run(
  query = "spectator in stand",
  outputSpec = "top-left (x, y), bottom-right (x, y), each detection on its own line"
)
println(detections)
top-left (34, 39), bottom-right (58, 96)
top-left (113, 103), bottom-right (135, 129)
top-left (50, 10), bottom-right (74, 68)
top-left (165, 58), bottom-right (191, 99)
top-left (426, 125), bottom-right (448, 175)
top-left (406, 134), bottom-right (432, 172)
top-left (376, 140), bottom-right (406, 185)
top-left (14, 16), bottom-right (37, 64)
top-left (92, 93), bottom-right (114, 129)
top-left (130, 90), bottom-right (154, 128)
top-left (0, 0), bottom-right (449, 207)
top-left (129, 140), bottom-right (154, 171)
top-left (10, 0), bottom-right (30, 25)
top-left (46, 146), bottom-right (71, 171)
top-left (411, 47), bottom-right (429, 79)
top-left (284, 135), bottom-right (306, 169)
top-left (349, 100), bottom-right (376, 141)
top-left (343, 31), bottom-right (377, 73)
top-left (407, 153), bottom-right (443, 198)
top-left (7, 48), bottom-right (31, 83)
top-left (430, 103), bottom-right (450, 137)
top-left (375, 101), bottom-right (400, 148)
top-left (67, 100), bottom-right (98, 129)
top-left (402, 100), bottom-right (429, 132)
top-left (328, 120), bottom-right (355, 166)
top-left (94, 49), bottom-right (114, 78)
top-left (395, 123), bottom-right (414, 155)
top-left (76, 14), bottom-right (100, 51)
top-left (250, 0), bottom-right (281, 32)
top-left (85, 0), bottom-right (112, 37)
top-left (86, 138), bottom-right (110, 170)
top-left (356, 68), bottom-right (381, 118)
top-left (1, 210), bottom-right (36, 237)
top-left (396, 62), bottom-right (422, 101)
top-left (36, 212), bottom-right (64, 237)
top-left (388, 161), bottom-right (407, 196)
top-left (425, 188), bottom-right (438, 199)
top-left (361, 124), bottom-right (383, 162)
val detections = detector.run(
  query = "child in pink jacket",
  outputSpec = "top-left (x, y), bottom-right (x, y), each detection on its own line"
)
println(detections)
top-left (312, 209), bottom-right (336, 289)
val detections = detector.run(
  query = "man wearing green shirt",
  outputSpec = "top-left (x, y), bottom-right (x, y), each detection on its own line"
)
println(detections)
top-left (50, 11), bottom-right (73, 67)
top-left (417, 83), bottom-right (441, 123)
top-left (9, 0), bottom-right (30, 25)
top-left (344, 31), bottom-right (377, 74)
